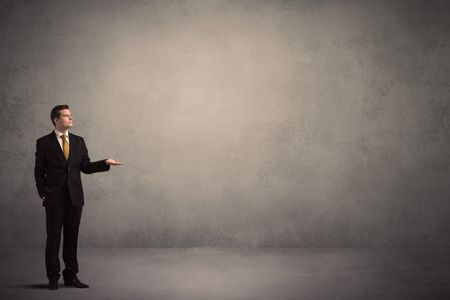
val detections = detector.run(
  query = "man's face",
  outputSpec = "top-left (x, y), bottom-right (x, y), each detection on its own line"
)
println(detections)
top-left (55, 109), bottom-right (73, 130)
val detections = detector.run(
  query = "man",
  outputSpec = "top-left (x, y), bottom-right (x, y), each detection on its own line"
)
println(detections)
top-left (34, 105), bottom-right (123, 290)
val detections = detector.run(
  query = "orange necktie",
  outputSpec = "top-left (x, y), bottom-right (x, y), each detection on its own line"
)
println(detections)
top-left (60, 135), bottom-right (69, 160)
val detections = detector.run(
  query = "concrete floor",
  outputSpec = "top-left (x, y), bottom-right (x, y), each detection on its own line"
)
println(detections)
top-left (0, 247), bottom-right (449, 300)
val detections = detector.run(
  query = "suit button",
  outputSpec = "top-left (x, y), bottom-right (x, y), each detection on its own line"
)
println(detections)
top-left (67, 167), bottom-right (70, 170)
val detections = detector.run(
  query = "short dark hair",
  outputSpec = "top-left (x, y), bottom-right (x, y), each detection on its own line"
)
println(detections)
top-left (50, 105), bottom-right (69, 126)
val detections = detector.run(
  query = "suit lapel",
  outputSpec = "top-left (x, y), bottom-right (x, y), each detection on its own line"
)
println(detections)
top-left (68, 132), bottom-right (77, 163)
top-left (48, 131), bottom-right (67, 163)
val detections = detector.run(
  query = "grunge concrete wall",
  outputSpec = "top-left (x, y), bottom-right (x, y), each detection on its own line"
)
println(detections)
top-left (1, 0), bottom-right (449, 247)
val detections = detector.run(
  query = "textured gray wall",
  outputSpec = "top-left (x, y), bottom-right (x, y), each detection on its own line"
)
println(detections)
top-left (1, 0), bottom-right (449, 247)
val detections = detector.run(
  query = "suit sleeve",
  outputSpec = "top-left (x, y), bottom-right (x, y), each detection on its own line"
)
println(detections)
top-left (80, 138), bottom-right (111, 174)
top-left (34, 140), bottom-right (47, 199)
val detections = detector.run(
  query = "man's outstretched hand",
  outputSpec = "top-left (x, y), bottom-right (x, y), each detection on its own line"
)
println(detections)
top-left (105, 159), bottom-right (124, 166)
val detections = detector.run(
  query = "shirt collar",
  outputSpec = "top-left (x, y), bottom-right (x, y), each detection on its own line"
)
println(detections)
top-left (54, 129), bottom-right (69, 139)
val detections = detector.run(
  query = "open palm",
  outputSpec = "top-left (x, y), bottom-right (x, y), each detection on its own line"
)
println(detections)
top-left (105, 159), bottom-right (124, 166)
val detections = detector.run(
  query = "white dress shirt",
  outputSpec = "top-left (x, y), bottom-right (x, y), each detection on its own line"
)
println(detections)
top-left (54, 129), bottom-right (69, 150)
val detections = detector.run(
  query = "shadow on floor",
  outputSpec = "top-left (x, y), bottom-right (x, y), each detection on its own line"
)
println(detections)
top-left (17, 283), bottom-right (74, 289)
top-left (18, 283), bottom-right (48, 289)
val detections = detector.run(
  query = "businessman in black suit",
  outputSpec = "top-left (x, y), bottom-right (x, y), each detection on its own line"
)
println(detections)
top-left (34, 105), bottom-right (123, 290)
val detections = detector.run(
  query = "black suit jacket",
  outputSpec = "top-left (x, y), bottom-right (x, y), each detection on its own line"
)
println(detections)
top-left (34, 131), bottom-right (110, 206)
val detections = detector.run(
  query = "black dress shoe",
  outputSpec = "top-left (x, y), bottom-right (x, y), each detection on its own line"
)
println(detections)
top-left (48, 278), bottom-right (59, 290)
top-left (64, 277), bottom-right (89, 288)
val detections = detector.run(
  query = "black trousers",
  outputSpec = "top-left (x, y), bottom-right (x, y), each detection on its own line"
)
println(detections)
top-left (45, 187), bottom-right (83, 280)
